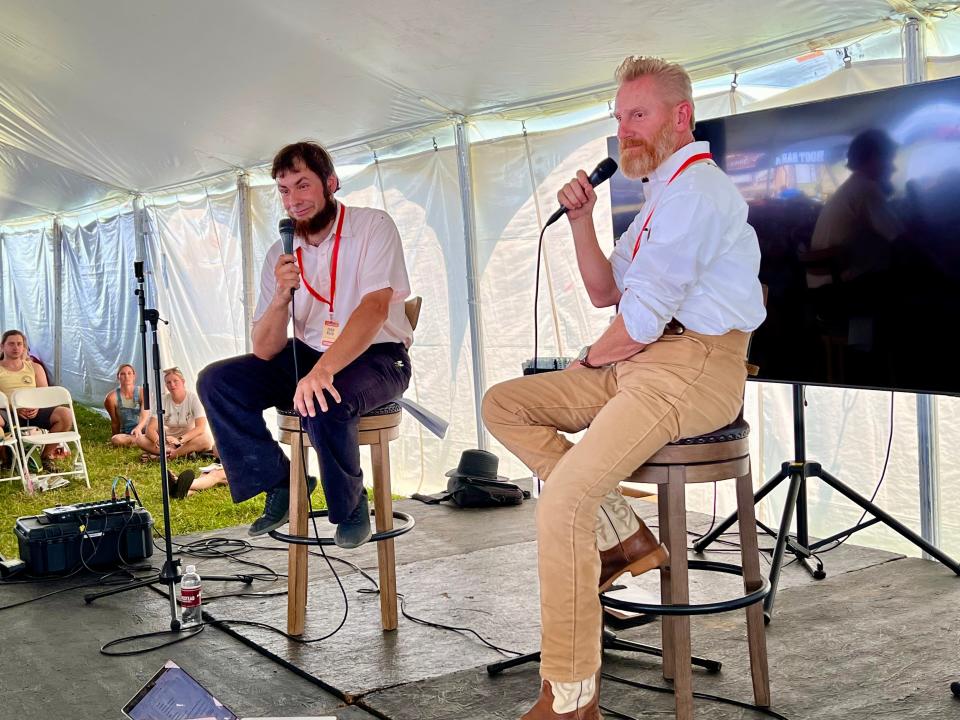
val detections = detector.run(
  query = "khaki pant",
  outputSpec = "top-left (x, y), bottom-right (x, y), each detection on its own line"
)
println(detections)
top-left (482, 329), bottom-right (749, 682)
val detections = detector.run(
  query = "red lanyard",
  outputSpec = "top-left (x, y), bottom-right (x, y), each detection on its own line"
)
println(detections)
top-left (631, 152), bottom-right (714, 259)
top-left (296, 203), bottom-right (345, 312)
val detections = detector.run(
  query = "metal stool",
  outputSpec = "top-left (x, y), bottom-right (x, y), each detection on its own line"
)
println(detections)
top-left (602, 415), bottom-right (771, 720)
top-left (275, 402), bottom-right (414, 633)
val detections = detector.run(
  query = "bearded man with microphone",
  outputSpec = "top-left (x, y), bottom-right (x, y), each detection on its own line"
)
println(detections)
top-left (198, 141), bottom-right (413, 546)
top-left (482, 57), bottom-right (766, 719)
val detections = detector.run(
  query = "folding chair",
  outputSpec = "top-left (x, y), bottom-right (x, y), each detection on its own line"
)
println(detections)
top-left (0, 393), bottom-right (31, 493)
top-left (10, 386), bottom-right (90, 489)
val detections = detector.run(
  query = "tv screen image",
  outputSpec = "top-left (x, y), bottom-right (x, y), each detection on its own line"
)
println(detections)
top-left (608, 77), bottom-right (960, 397)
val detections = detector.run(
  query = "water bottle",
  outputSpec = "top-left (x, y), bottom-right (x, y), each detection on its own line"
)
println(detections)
top-left (179, 565), bottom-right (202, 627)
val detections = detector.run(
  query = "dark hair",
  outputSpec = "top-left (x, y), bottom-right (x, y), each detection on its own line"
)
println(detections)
top-left (271, 141), bottom-right (336, 183)
top-left (0, 329), bottom-right (26, 360)
top-left (847, 129), bottom-right (896, 171)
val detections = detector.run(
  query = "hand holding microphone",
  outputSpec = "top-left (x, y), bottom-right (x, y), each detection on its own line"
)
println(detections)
top-left (546, 157), bottom-right (618, 228)
top-left (272, 217), bottom-right (300, 306)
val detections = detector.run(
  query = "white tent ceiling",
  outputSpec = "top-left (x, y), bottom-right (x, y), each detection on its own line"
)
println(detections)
top-left (0, 0), bottom-right (941, 221)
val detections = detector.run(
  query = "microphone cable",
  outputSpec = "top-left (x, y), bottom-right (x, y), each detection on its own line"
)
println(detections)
top-left (532, 223), bottom-right (549, 376)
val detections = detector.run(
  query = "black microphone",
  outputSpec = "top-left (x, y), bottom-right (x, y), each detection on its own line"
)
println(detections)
top-left (279, 218), bottom-right (297, 297)
top-left (279, 217), bottom-right (295, 255)
top-left (544, 157), bottom-right (619, 228)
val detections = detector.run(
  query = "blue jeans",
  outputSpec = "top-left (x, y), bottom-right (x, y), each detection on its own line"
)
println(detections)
top-left (198, 341), bottom-right (411, 523)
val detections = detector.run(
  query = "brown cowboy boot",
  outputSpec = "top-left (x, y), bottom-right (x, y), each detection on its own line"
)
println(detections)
top-left (521, 672), bottom-right (602, 720)
top-left (597, 488), bottom-right (668, 593)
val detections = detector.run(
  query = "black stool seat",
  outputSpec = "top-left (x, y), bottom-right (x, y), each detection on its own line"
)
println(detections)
top-left (276, 401), bottom-right (401, 418)
top-left (671, 415), bottom-right (750, 446)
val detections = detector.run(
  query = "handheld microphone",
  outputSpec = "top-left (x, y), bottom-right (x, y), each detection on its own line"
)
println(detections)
top-left (279, 217), bottom-right (295, 255)
top-left (279, 217), bottom-right (297, 297)
top-left (544, 157), bottom-right (619, 228)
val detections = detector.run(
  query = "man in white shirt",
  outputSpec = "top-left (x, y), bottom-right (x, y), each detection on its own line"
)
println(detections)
top-left (808, 129), bottom-right (902, 289)
top-left (198, 141), bottom-right (413, 547)
top-left (482, 57), bottom-right (766, 719)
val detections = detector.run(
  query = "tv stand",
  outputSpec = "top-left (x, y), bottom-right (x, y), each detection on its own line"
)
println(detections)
top-left (693, 384), bottom-right (960, 623)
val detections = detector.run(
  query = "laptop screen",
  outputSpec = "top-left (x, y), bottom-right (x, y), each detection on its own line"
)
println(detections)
top-left (122, 661), bottom-right (238, 720)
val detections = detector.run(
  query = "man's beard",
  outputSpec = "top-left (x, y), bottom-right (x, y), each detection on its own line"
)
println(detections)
top-left (619, 119), bottom-right (676, 179)
top-left (295, 191), bottom-right (338, 239)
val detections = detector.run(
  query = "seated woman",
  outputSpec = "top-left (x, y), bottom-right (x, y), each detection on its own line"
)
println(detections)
top-left (135, 367), bottom-right (216, 460)
top-left (104, 364), bottom-right (148, 446)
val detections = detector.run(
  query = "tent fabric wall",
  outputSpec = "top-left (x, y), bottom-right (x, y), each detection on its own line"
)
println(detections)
top-left (59, 207), bottom-right (140, 405)
top-left (2, 30), bottom-right (960, 558)
top-left (142, 183), bottom-right (246, 405)
top-left (471, 119), bottom-right (618, 476)
top-left (0, 223), bottom-right (56, 369)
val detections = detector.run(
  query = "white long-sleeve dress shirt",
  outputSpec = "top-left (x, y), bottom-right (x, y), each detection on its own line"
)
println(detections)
top-left (610, 141), bottom-right (767, 344)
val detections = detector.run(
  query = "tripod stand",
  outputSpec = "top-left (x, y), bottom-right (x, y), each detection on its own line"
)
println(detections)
top-left (84, 261), bottom-right (249, 629)
top-left (693, 383), bottom-right (960, 622)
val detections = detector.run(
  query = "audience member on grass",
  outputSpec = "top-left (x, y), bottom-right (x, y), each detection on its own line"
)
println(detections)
top-left (104, 363), bottom-right (149, 447)
top-left (0, 329), bottom-right (72, 466)
top-left (186, 466), bottom-right (228, 497)
top-left (136, 367), bottom-right (215, 460)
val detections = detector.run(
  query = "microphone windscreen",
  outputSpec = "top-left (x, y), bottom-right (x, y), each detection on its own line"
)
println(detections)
top-left (279, 218), bottom-right (295, 255)
top-left (588, 157), bottom-right (619, 187)
top-left (543, 157), bottom-right (620, 228)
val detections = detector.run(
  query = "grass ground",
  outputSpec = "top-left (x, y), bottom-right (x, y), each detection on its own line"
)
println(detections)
top-left (0, 404), bottom-right (328, 559)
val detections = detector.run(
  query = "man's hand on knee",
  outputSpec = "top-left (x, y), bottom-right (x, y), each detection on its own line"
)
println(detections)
top-left (294, 364), bottom-right (341, 417)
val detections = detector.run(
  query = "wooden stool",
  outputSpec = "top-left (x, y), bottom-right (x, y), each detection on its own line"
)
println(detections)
top-left (602, 415), bottom-right (771, 720)
top-left (274, 296), bottom-right (421, 635)
top-left (275, 402), bottom-right (411, 634)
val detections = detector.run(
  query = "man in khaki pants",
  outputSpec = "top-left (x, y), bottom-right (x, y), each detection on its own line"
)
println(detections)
top-left (482, 56), bottom-right (766, 719)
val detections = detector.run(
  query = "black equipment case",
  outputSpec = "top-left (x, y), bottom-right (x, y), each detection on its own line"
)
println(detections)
top-left (14, 499), bottom-right (153, 575)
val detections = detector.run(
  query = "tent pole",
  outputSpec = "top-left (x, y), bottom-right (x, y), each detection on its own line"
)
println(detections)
top-left (903, 16), bottom-right (926, 84)
top-left (133, 194), bottom-right (147, 265)
top-left (52, 216), bottom-right (62, 385)
top-left (0, 230), bottom-right (5, 330)
top-left (454, 116), bottom-right (488, 450)
top-left (237, 172), bottom-right (255, 354)
top-left (904, 14), bottom-right (940, 559)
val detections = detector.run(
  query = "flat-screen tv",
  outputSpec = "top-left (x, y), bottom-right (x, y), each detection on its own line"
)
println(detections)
top-left (608, 76), bottom-right (960, 397)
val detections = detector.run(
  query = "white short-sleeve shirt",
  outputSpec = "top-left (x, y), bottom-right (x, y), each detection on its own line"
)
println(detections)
top-left (153, 390), bottom-right (205, 435)
top-left (253, 203), bottom-right (413, 352)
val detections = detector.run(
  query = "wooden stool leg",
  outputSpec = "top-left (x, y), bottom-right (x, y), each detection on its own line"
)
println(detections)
top-left (658, 486), bottom-right (675, 682)
top-left (667, 467), bottom-right (693, 720)
top-left (287, 432), bottom-right (309, 636)
top-left (737, 470), bottom-right (771, 707)
top-left (371, 430), bottom-right (398, 631)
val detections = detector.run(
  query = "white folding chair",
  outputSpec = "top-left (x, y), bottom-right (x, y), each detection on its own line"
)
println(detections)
top-left (10, 386), bottom-right (90, 489)
top-left (0, 393), bottom-right (31, 493)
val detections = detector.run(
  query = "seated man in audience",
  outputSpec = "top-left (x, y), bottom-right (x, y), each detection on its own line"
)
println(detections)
top-left (136, 367), bottom-right (215, 460)
top-left (104, 363), bottom-right (149, 446)
top-left (0, 329), bottom-right (72, 469)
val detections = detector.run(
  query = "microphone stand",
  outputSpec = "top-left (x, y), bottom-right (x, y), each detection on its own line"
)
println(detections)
top-left (84, 261), bottom-right (250, 629)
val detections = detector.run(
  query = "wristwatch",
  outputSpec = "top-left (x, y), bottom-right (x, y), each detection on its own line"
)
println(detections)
top-left (576, 345), bottom-right (602, 369)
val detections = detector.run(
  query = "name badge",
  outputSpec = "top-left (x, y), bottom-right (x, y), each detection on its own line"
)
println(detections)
top-left (321, 319), bottom-right (341, 348)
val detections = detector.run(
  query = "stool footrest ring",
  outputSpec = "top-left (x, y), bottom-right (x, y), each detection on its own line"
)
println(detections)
top-left (268, 509), bottom-right (415, 546)
top-left (599, 560), bottom-right (770, 616)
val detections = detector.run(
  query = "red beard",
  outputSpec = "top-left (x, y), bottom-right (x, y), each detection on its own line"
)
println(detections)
top-left (619, 120), bottom-right (675, 179)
